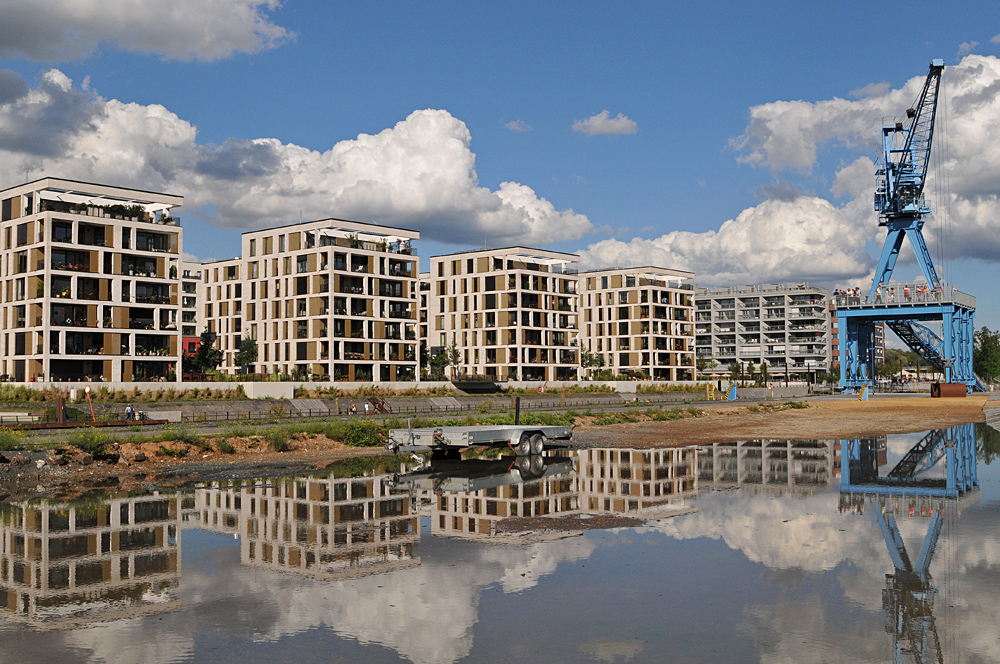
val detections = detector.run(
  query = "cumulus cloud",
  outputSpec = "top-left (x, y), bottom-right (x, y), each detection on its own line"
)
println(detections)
top-left (579, 195), bottom-right (874, 286)
top-left (0, 70), bottom-right (592, 246)
top-left (572, 110), bottom-right (637, 136)
top-left (958, 40), bottom-right (979, 56)
top-left (583, 54), bottom-right (1000, 286)
top-left (848, 81), bottom-right (890, 99)
top-left (0, 0), bottom-right (291, 62)
top-left (993, 33), bottom-right (1000, 44)
top-left (504, 119), bottom-right (531, 133)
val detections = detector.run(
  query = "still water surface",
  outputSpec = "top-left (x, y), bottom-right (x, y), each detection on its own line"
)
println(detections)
top-left (1, 423), bottom-right (998, 663)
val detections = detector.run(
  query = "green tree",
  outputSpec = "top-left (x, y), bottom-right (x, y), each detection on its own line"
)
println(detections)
top-left (429, 349), bottom-right (448, 377)
top-left (186, 331), bottom-right (223, 374)
top-left (445, 342), bottom-right (462, 377)
top-left (974, 327), bottom-right (1000, 385)
top-left (696, 357), bottom-right (718, 382)
top-left (760, 361), bottom-right (769, 384)
top-left (728, 361), bottom-right (742, 384)
top-left (234, 337), bottom-right (258, 370)
top-left (580, 347), bottom-right (605, 378)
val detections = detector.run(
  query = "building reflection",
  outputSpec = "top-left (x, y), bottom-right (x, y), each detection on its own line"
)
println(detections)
top-left (397, 446), bottom-right (700, 541)
top-left (839, 424), bottom-right (979, 664)
top-left (195, 472), bottom-right (420, 580)
top-left (0, 494), bottom-right (182, 629)
top-left (697, 438), bottom-right (860, 495)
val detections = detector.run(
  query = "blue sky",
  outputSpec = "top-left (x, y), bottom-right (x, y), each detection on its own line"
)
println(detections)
top-left (1, 1), bottom-right (1000, 328)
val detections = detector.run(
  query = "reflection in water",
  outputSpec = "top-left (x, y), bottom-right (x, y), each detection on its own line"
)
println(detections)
top-left (839, 423), bottom-right (980, 664)
top-left (0, 425), bottom-right (995, 664)
top-left (0, 494), bottom-right (182, 629)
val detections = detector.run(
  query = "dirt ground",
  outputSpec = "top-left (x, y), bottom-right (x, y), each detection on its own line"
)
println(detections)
top-left (572, 394), bottom-right (989, 447)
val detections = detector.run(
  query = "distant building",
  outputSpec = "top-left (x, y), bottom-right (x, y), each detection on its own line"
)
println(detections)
top-left (830, 301), bottom-right (884, 369)
top-left (695, 283), bottom-right (831, 380)
top-left (425, 247), bottom-right (580, 381)
top-left (578, 267), bottom-right (695, 381)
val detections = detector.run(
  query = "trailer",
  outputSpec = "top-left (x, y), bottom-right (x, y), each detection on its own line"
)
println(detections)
top-left (392, 456), bottom-right (574, 494)
top-left (385, 423), bottom-right (572, 456)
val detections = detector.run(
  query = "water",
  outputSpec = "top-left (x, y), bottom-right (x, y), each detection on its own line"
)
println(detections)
top-left (1, 423), bottom-right (999, 663)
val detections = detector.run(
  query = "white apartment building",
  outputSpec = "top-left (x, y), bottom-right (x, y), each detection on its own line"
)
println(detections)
top-left (578, 267), bottom-right (696, 381)
top-left (201, 218), bottom-right (419, 381)
top-left (0, 178), bottom-right (184, 383)
top-left (695, 283), bottom-right (831, 379)
top-left (180, 260), bottom-right (203, 355)
top-left (426, 247), bottom-right (580, 381)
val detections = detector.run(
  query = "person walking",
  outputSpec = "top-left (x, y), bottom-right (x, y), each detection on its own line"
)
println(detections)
top-left (349, 401), bottom-right (357, 415)
top-left (364, 402), bottom-right (370, 416)
top-left (904, 285), bottom-right (910, 302)
top-left (125, 404), bottom-right (133, 421)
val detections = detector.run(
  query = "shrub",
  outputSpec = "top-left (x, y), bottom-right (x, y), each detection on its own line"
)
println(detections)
top-left (68, 428), bottom-right (113, 457)
top-left (0, 427), bottom-right (25, 452)
top-left (217, 439), bottom-right (235, 454)
top-left (342, 419), bottom-right (386, 447)
top-left (265, 428), bottom-right (292, 452)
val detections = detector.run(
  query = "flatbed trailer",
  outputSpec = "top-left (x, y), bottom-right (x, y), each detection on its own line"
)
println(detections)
top-left (392, 457), bottom-right (574, 494)
top-left (386, 424), bottom-right (572, 456)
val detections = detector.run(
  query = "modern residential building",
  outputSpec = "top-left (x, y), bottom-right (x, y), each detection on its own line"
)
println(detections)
top-left (576, 447), bottom-right (698, 518)
top-left (180, 260), bottom-right (203, 355)
top-left (426, 247), bottom-right (580, 381)
top-left (578, 267), bottom-right (696, 380)
top-left (418, 271), bottom-right (430, 376)
top-left (695, 283), bottom-right (831, 381)
top-left (201, 218), bottom-right (419, 380)
top-left (0, 178), bottom-right (184, 383)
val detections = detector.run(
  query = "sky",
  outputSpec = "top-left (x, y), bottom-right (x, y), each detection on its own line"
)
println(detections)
top-left (1, 1), bottom-right (1000, 328)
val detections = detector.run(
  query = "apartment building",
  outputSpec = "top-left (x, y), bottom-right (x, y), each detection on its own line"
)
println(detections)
top-left (695, 283), bottom-right (831, 380)
top-left (201, 218), bottom-right (419, 381)
top-left (578, 267), bottom-right (696, 380)
top-left (576, 447), bottom-right (698, 518)
top-left (418, 272), bottom-right (430, 375)
top-left (180, 260), bottom-right (203, 354)
top-left (426, 247), bottom-right (580, 381)
top-left (0, 178), bottom-right (184, 383)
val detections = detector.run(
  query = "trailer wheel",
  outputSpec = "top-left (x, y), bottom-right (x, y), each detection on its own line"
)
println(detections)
top-left (515, 456), bottom-right (532, 475)
top-left (529, 455), bottom-right (545, 476)
top-left (515, 433), bottom-right (532, 456)
top-left (529, 433), bottom-right (545, 455)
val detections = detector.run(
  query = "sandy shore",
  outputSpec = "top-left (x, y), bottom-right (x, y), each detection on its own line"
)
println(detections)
top-left (572, 394), bottom-right (989, 447)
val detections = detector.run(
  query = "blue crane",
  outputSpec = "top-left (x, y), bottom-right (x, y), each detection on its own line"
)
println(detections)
top-left (836, 60), bottom-right (981, 392)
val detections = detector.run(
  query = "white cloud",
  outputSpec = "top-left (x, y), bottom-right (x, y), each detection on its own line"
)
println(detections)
top-left (572, 110), bottom-right (637, 136)
top-left (611, 53), bottom-right (1000, 285)
top-left (848, 81), bottom-right (890, 99)
top-left (579, 194), bottom-right (875, 286)
top-left (993, 33), bottom-right (1000, 44)
top-left (0, 0), bottom-right (291, 62)
top-left (0, 70), bottom-right (592, 247)
top-left (958, 40), bottom-right (980, 56)
top-left (504, 119), bottom-right (531, 133)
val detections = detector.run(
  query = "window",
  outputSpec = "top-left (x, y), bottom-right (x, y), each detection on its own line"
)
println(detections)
top-left (249, 239), bottom-right (256, 256)
top-left (278, 235), bottom-right (285, 252)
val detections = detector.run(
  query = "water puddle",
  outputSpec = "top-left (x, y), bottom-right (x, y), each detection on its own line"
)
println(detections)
top-left (1, 423), bottom-right (998, 663)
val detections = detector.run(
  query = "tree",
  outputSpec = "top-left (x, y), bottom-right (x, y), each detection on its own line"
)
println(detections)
top-left (429, 351), bottom-right (448, 377)
top-left (580, 347), bottom-right (605, 378)
top-left (696, 357), bottom-right (718, 382)
top-left (729, 361), bottom-right (742, 384)
top-left (445, 342), bottom-right (462, 378)
top-left (234, 337), bottom-right (258, 371)
top-left (974, 327), bottom-right (1000, 385)
top-left (186, 331), bottom-right (223, 374)
top-left (760, 361), bottom-right (769, 385)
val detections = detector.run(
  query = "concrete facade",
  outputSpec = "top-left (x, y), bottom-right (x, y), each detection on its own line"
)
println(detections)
top-left (0, 178), bottom-right (184, 383)
top-left (201, 218), bottom-right (420, 381)
top-left (578, 267), bottom-right (696, 380)
top-left (426, 247), bottom-right (580, 381)
top-left (695, 283), bottom-right (832, 380)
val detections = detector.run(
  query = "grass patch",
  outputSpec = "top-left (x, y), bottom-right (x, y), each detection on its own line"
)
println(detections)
top-left (264, 428), bottom-right (291, 452)
top-left (0, 427), bottom-right (26, 452)
top-left (342, 419), bottom-right (386, 448)
top-left (158, 444), bottom-right (185, 458)
top-left (216, 439), bottom-right (235, 454)
top-left (67, 428), bottom-right (114, 457)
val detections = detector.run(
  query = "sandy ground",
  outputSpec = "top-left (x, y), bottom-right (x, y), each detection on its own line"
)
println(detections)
top-left (572, 394), bottom-right (989, 447)
top-left (1, 394), bottom-right (989, 500)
